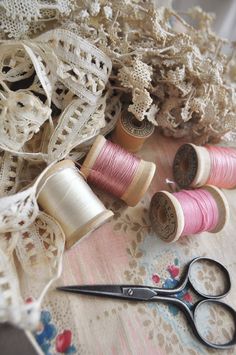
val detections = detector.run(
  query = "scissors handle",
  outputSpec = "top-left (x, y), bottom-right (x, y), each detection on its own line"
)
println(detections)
top-left (150, 294), bottom-right (236, 349)
top-left (57, 257), bottom-right (233, 349)
top-left (152, 257), bottom-right (231, 299)
top-left (192, 299), bottom-right (236, 349)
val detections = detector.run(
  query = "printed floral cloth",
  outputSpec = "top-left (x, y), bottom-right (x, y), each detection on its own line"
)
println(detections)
top-left (33, 134), bottom-right (236, 355)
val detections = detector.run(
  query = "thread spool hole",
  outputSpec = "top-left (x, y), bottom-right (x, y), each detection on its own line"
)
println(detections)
top-left (181, 157), bottom-right (190, 172)
top-left (158, 206), bottom-right (167, 224)
top-left (130, 117), bottom-right (143, 128)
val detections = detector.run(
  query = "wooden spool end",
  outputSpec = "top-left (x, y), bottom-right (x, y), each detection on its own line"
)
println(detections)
top-left (81, 135), bottom-right (105, 178)
top-left (38, 158), bottom-right (114, 249)
top-left (149, 185), bottom-right (229, 243)
top-left (149, 191), bottom-right (185, 243)
top-left (66, 209), bottom-right (114, 249)
top-left (39, 160), bottom-right (75, 184)
top-left (81, 135), bottom-right (156, 207)
top-left (112, 111), bottom-right (155, 153)
top-left (202, 185), bottom-right (229, 233)
top-left (38, 159), bottom-right (75, 200)
top-left (122, 159), bottom-right (156, 206)
top-left (173, 143), bottom-right (211, 188)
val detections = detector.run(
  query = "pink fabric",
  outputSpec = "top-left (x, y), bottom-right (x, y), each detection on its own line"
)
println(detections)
top-left (174, 189), bottom-right (219, 235)
top-left (41, 135), bottom-right (236, 355)
top-left (88, 140), bottom-right (140, 197)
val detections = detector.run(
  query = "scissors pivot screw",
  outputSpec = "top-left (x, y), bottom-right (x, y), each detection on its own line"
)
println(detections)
top-left (127, 288), bottom-right (134, 296)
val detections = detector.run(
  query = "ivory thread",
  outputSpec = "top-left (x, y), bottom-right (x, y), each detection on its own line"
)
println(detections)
top-left (81, 135), bottom-right (156, 206)
top-left (38, 160), bottom-right (113, 249)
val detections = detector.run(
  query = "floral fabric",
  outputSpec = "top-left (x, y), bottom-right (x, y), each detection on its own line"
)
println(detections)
top-left (35, 134), bottom-right (236, 355)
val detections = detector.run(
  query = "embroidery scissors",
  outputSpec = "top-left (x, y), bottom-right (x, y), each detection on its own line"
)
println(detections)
top-left (57, 257), bottom-right (236, 349)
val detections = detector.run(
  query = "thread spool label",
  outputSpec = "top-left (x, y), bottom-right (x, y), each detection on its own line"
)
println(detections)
top-left (121, 112), bottom-right (154, 137)
top-left (150, 193), bottom-right (177, 242)
top-left (173, 144), bottom-right (198, 188)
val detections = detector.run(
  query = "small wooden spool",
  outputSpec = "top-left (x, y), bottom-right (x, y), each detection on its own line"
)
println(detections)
top-left (173, 143), bottom-right (211, 188)
top-left (81, 135), bottom-right (156, 207)
top-left (149, 185), bottom-right (229, 243)
top-left (112, 111), bottom-right (155, 153)
top-left (38, 160), bottom-right (113, 249)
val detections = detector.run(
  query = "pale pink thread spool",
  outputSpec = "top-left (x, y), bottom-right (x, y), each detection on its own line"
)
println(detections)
top-left (173, 143), bottom-right (236, 189)
top-left (149, 186), bottom-right (229, 243)
top-left (81, 135), bottom-right (156, 207)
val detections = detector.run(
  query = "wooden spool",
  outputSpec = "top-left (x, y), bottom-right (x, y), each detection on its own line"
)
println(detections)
top-left (81, 135), bottom-right (156, 207)
top-left (112, 111), bottom-right (154, 153)
top-left (149, 185), bottom-right (229, 243)
top-left (173, 143), bottom-right (211, 188)
top-left (38, 160), bottom-right (113, 249)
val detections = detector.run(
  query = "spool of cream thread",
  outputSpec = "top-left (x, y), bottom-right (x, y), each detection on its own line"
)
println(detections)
top-left (37, 160), bottom-right (113, 249)
top-left (112, 111), bottom-right (155, 153)
top-left (149, 185), bottom-right (229, 243)
top-left (81, 135), bottom-right (156, 207)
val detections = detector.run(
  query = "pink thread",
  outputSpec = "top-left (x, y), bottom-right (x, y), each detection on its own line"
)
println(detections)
top-left (88, 140), bottom-right (140, 197)
top-left (206, 146), bottom-right (236, 188)
top-left (174, 189), bottom-right (219, 236)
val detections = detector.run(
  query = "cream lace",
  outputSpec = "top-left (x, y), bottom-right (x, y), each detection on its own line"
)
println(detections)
top-left (1, 0), bottom-right (236, 331)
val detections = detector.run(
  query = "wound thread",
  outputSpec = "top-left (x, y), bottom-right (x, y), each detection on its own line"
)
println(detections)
top-left (37, 160), bottom-right (113, 249)
top-left (174, 189), bottom-right (219, 235)
top-left (89, 139), bottom-right (140, 198)
top-left (149, 186), bottom-right (228, 243)
top-left (173, 143), bottom-right (236, 189)
top-left (81, 135), bottom-right (156, 206)
top-left (206, 146), bottom-right (236, 188)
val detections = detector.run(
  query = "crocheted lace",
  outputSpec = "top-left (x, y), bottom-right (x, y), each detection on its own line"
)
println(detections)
top-left (0, 0), bottom-right (73, 39)
top-left (0, 27), bottom-right (117, 330)
top-left (1, 0), bottom-right (236, 332)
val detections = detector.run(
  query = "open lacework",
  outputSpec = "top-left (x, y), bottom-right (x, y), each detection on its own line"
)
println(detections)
top-left (1, 0), bottom-right (236, 332)
top-left (0, 0), bottom-right (73, 39)
top-left (0, 27), bottom-right (119, 330)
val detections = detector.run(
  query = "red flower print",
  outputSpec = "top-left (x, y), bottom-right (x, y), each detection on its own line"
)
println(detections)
top-left (56, 330), bottom-right (72, 353)
top-left (152, 274), bottom-right (160, 284)
top-left (167, 265), bottom-right (180, 278)
top-left (25, 297), bottom-right (34, 303)
top-left (183, 292), bottom-right (192, 303)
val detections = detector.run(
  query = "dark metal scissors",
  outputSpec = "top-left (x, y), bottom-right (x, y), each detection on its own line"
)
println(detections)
top-left (57, 257), bottom-right (236, 349)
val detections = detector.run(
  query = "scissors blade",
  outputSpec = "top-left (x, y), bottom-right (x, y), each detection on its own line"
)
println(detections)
top-left (57, 285), bottom-right (124, 298)
top-left (57, 285), bottom-right (158, 301)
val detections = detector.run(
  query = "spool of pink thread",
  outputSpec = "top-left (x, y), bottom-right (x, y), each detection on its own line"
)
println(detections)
top-left (173, 143), bottom-right (236, 189)
top-left (149, 186), bottom-right (229, 243)
top-left (81, 135), bottom-right (156, 206)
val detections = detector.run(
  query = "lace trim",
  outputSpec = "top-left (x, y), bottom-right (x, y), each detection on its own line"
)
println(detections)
top-left (0, 27), bottom-right (113, 329)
